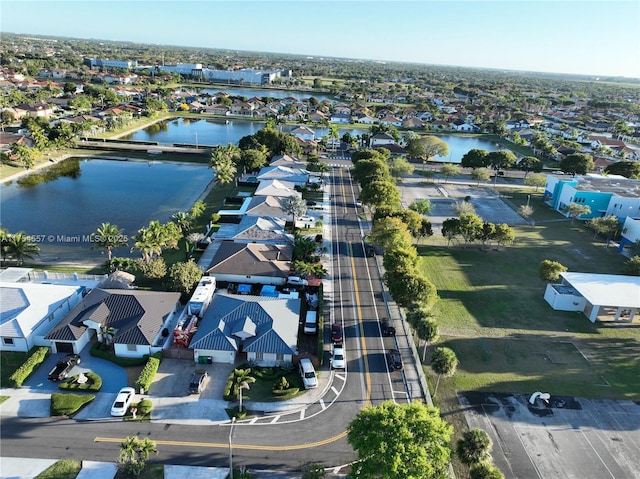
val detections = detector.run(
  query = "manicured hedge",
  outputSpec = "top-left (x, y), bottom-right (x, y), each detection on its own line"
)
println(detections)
top-left (137, 398), bottom-right (153, 415)
top-left (50, 392), bottom-right (95, 416)
top-left (9, 346), bottom-right (49, 387)
top-left (134, 351), bottom-right (162, 393)
top-left (58, 372), bottom-right (102, 392)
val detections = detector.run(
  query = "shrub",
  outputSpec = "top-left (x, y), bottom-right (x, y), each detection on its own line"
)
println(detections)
top-left (456, 428), bottom-right (493, 465)
top-left (469, 463), bottom-right (505, 479)
top-left (137, 398), bottom-right (153, 415)
top-left (9, 346), bottom-right (49, 387)
top-left (50, 392), bottom-right (95, 416)
top-left (223, 377), bottom-right (236, 401)
top-left (134, 351), bottom-right (162, 394)
top-left (273, 376), bottom-right (290, 392)
top-left (58, 372), bottom-right (102, 392)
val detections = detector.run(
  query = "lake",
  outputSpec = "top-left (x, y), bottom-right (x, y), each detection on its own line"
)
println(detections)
top-left (1, 158), bottom-right (212, 263)
top-left (123, 119), bottom-right (507, 163)
top-left (187, 86), bottom-right (336, 103)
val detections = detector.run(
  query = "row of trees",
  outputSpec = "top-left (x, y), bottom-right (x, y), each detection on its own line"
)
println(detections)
top-left (442, 212), bottom-right (515, 249)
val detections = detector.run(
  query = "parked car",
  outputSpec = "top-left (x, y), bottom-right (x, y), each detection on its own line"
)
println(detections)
top-left (110, 387), bottom-right (136, 417)
top-left (365, 244), bottom-right (376, 257)
top-left (386, 349), bottom-right (403, 371)
top-left (306, 200), bottom-right (317, 206)
top-left (188, 369), bottom-right (208, 394)
top-left (380, 319), bottom-right (396, 336)
top-left (287, 276), bottom-right (308, 286)
top-left (47, 354), bottom-right (81, 381)
top-left (298, 358), bottom-right (318, 389)
top-left (330, 345), bottom-right (346, 370)
top-left (331, 323), bottom-right (343, 343)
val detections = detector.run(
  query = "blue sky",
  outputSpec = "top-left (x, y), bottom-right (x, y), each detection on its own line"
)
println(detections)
top-left (2, 1), bottom-right (639, 78)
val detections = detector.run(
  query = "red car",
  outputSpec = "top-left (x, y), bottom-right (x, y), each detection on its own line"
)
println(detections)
top-left (331, 323), bottom-right (343, 343)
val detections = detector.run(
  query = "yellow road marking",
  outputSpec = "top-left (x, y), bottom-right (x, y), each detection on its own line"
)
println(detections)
top-left (95, 430), bottom-right (348, 451)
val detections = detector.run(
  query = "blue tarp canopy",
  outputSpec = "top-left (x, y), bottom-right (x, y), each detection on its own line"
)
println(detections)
top-left (237, 284), bottom-right (252, 294)
top-left (260, 285), bottom-right (279, 297)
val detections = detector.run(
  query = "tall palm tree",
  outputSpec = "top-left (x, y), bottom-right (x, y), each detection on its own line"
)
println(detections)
top-left (92, 222), bottom-right (127, 260)
top-left (99, 325), bottom-right (117, 349)
top-left (5, 232), bottom-right (40, 265)
top-left (171, 211), bottom-right (191, 237)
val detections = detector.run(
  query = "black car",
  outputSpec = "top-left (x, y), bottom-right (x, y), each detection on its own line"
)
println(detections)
top-left (48, 354), bottom-right (81, 381)
top-left (188, 369), bottom-right (208, 394)
top-left (386, 349), bottom-right (403, 371)
top-left (380, 319), bottom-right (396, 336)
top-left (306, 200), bottom-right (317, 206)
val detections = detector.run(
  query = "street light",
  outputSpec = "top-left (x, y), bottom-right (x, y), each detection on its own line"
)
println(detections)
top-left (238, 381), bottom-right (250, 413)
top-left (228, 417), bottom-right (236, 478)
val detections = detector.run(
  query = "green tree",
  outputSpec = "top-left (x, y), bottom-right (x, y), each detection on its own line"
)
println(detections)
top-left (388, 157), bottom-right (414, 178)
top-left (118, 436), bottom-right (158, 477)
top-left (461, 149), bottom-right (489, 169)
top-left (407, 308), bottom-right (439, 361)
top-left (385, 268), bottom-right (438, 310)
top-left (458, 213), bottom-right (484, 245)
top-left (440, 163), bottom-right (460, 183)
top-left (431, 347), bottom-right (458, 396)
top-left (10, 143), bottom-right (38, 169)
top-left (456, 428), bottom-right (493, 465)
top-left (409, 198), bottom-right (432, 215)
top-left (172, 211), bottom-right (192, 237)
top-left (517, 156), bottom-right (543, 178)
top-left (408, 135), bottom-right (450, 168)
top-left (359, 179), bottom-right (401, 210)
top-left (136, 257), bottom-right (167, 280)
top-left (92, 222), bottom-right (128, 260)
top-left (469, 463), bottom-right (505, 479)
top-left (281, 195), bottom-right (307, 230)
top-left (560, 153), bottom-right (595, 176)
top-left (166, 259), bottom-right (202, 296)
top-left (604, 161), bottom-right (640, 179)
top-left (524, 173), bottom-right (546, 191)
top-left (624, 255), bottom-right (640, 276)
top-left (5, 232), bottom-right (40, 265)
top-left (471, 167), bottom-right (491, 185)
top-left (587, 215), bottom-right (621, 246)
top-left (132, 220), bottom-right (181, 261)
top-left (487, 150), bottom-right (517, 184)
top-left (351, 157), bottom-right (391, 186)
top-left (493, 223), bottom-right (515, 248)
top-left (347, 401), bottom-right (453, 479)
top-left (539, 259), bottom-right (567, 282)
top-left (565, 203), bottom-right (592, 224)
top-left (442, 217), bottom-right (461, 246)
top-left (239, 148), bottom-right (267, 172)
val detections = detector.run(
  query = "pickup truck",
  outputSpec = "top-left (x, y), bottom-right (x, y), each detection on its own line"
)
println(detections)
top-left (48, 354), bottom-right (81, 381)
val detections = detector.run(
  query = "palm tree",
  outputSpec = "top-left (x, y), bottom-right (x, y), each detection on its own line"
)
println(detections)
top-left (5, 232), bottom-right (40, 265)
top-left (92, 222), bottom-right (127, 260)
top-left (171, 211), bottom-right (192, 237)
top-left (118, 436), bottom-right (158, 477)
top-left (0, 227), bottom-right (10, 262)
top-left (99, 325), bottom-right (116, 350)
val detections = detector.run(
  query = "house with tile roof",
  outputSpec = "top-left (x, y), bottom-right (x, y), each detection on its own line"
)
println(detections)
top-left (254, 179), bottom-right (300, 198)
top-left (189, 292), bottom-right (301, 365)
top-left (212, 216), bottom-right (292, 244)
top-left (0, 282), bottom-right (85, 352)
top-left (45, 289), bottom-right (181, 357)
top-left (256, 165), bottom-right (310, 186)
top-left (203, 242), bottom-right (293, 286)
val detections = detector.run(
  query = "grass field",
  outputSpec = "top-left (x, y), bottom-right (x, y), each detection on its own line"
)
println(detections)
top-left (415, 190), bottom-right (639, 477)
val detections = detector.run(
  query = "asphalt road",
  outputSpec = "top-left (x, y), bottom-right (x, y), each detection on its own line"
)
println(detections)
top-left (0, 166), bottom-right (408, 472)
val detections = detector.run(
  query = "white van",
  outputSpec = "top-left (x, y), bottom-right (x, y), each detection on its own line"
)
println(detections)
top-left (298, 358), bottom-right (318, 389)
top-left (303, 310), bottom-right (318, 334)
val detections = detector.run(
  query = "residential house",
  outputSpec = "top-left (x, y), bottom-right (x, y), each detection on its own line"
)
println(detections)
top-left (379, 115), bottom-right (403, 127)
top-left (256, 165), bottom-right (309, 186)
top-left (356, 114), bottom-right (376, 125)
top-left (0, 281), bottom-right (85, 352)
top-left (212, 216), bottom-right (292, 244)
top-left (0, 132), bottom-right (34, 152)
top-left (189, 293), bottom-right (300, 365)
top-left (370, 132), bottom-right (396, 147)
top-left (309, 111), bottom-right (327, 123)
top-left (270, 154), bottom-right (305, 167)
top-left (333, 103), bottom-right (351, 115)
top-left (45, 289), bottom-right (181, 357)
top-left (203, 242), bottom-right (293, 286)
top-left (254, 179), bottom-right (300, 198)
top-left (13, 101), bottom-right (56, 119)
top-left (330, 113), bottom-right (352, 124)
top-left (290, 126), bottom-right (316, 141)
top-left (402, 117), bottom-right (425, 129)
top-left (230, 101), bottom-right (255, 116)
top-left (451, 119), bottom-right (478, 132)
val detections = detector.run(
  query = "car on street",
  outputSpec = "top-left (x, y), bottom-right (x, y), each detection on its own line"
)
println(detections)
top-left (380, 319), bottom-right (396, 336)
top-left (331, 323), bottom-right (343, 343)
top-left (386, 349), bottom-right (403, 371)
top-left (330, 345), bottom-right (346, 370)
top-left (110, 387), bottom-right (136, 417)
top-left (298, 358), bottom-right (318, 389)
top-left (188, 369), bottom-right (208, 394)
top-left (306, 200), bottom-right (317, 206)
top-left (47, 354), bottom-right (81, 381)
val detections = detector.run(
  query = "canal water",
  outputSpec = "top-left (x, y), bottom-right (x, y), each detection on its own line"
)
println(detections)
top-left (2, 158), bottom-right (212, 263)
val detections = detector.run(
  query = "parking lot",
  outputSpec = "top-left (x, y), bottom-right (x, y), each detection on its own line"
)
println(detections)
top-left (459, 392), bottom-right (640, 479)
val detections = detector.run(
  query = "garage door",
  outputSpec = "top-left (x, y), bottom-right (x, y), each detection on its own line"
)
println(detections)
top-left (55, 342), bottom-right (74, 353)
